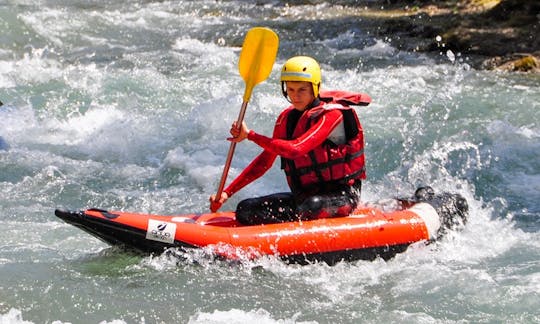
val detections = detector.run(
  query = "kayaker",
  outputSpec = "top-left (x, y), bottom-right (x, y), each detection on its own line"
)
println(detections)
top-left (210, 56), bottom-right (370, 225)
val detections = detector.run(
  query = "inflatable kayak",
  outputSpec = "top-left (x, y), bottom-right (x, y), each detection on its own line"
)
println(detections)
top-left (55, 187), bottom-right (468, 265)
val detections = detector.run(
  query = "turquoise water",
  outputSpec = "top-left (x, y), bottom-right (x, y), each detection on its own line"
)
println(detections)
top-left (1, 1), bottom-right (539, 323)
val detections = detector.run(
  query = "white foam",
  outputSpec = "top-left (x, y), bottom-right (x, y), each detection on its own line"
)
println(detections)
top-left (0, 309), bottom-right (77, 324)
top-left (46, 107), bottom-right (125, 146)
top-left (0, 309), bottom-right (34, 324)
top-left (360, 38), bottom-right (398, 57)
top-left (516, 125), bottom-right (539, 139)
top-left (9, 48), bottom-right (63, 84)
top-left (18, 9), bottom-right (68, 46)
top-left (0, 104), bottom-right (38, 143)
top-left (163, 146), bottom-right (224, 191)
top-left (172, 37), bottom-right (237, 70)
top-left (188, 308), bottom-right (315, 324)
top-left (488, 120), bottom-right (539, 140)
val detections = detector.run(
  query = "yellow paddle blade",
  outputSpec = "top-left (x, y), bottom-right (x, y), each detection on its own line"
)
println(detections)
top-left (238, 27), bottom-right (279, 102)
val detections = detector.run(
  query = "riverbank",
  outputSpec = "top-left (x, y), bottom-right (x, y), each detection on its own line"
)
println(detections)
top-left (356, 0), bottom-right (540, 72)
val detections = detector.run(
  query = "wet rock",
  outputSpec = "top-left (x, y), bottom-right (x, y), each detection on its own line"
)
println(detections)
top-left (483, 53), bottom-right (540, 72)
top-left (355, 0), bottom-right (540, 72)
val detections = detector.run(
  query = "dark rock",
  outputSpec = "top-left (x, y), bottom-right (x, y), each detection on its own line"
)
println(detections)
top-left (354, 0), bottom-right (540, 72)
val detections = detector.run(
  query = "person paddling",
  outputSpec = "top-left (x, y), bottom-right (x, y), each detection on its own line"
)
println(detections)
top-left (210, 56), bottom-right (371, 225)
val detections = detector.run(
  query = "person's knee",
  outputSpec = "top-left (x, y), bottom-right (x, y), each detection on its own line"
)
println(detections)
top-left (236, 198), bottom-right (258, 225)
top-left (297, 196), bottom-right (324, 220)
top-left (298, 194), bottom-right (358, 219)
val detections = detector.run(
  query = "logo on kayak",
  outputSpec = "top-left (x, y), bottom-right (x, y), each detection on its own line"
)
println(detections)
top-left (146, 219), bottom-right (176, 244)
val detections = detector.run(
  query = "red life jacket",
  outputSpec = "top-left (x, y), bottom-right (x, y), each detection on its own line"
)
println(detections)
top-left (277, 90), bottom-right (371, 192)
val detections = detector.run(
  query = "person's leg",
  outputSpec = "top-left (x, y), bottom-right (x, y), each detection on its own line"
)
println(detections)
top-left (235, 192), bottom-right (297, 225)
top-left (297, 182), bottom-right (361, 220)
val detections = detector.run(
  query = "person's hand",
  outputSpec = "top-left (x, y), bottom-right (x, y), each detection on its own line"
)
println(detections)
top-left (227, 121), bottom-right (249, 143)
top-left (209, 191), bottom-right (229, 212)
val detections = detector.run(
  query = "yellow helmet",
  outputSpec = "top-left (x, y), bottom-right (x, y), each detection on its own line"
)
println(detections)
top-left (280, 56), bottom-right (321, 98)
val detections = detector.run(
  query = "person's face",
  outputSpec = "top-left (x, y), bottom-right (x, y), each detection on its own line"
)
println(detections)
top-left (285, 81), bottom-right (315, 111)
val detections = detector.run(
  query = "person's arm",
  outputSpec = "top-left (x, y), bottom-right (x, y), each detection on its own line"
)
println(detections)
top-left (210, 150), bottom-right (276, 212)
top-left (247, 109), bottom-right (343, 159)
top-left (224, 149), bottom-right (277, 197)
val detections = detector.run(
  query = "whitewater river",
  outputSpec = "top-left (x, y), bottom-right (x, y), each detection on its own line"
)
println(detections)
top-left (1, 1), bottom-right (539, 323)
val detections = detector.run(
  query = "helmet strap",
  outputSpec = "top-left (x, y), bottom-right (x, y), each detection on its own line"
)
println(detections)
top-left (314, 83), bottom-right (320, 98)
top-left (281, 82), bottom-right (292, 102)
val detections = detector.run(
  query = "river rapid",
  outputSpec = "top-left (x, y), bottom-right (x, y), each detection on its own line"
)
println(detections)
top-left (1, 1), bottom-right (539, 323)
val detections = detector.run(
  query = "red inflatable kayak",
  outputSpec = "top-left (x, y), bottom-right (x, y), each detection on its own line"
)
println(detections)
top-left (55, 187), bottom-right (467, 265)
